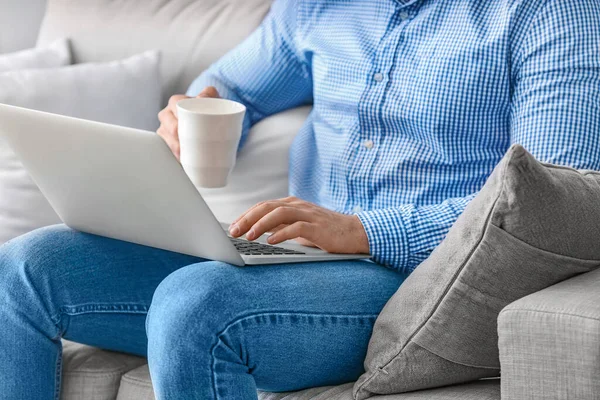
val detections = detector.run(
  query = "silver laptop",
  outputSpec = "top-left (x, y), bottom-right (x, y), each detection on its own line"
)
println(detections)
top-left (0, 104), bottom-right (369, 266)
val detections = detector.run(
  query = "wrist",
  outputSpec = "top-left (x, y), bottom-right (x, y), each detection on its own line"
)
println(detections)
top-left (351, 215), bottom-right (370, 254)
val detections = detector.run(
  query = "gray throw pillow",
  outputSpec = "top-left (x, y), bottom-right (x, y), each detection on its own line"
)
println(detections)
top-left (354, 144), bottom-right (600, 399)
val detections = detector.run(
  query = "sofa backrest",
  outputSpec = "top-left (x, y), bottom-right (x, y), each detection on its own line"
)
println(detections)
top-left (0, 0), bottom-right (47, 53)
top-left (36, 0), bottom-right (273, 105)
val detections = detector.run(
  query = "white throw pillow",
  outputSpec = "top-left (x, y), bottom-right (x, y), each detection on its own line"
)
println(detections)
top-left (0, 51), bottom-right (161, 131)
top-left (0, 51), bottom-right (162, 244)
top-left (0, 39), bottom-right (71, 73)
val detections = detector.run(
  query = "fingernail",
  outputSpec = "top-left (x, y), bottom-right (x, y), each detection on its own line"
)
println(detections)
top-left (247, 229), bottom-right (255, 240)
top-left (267, 236), bottom-right (275, 244)
top-left (230, 225), bottom-right (239, 236)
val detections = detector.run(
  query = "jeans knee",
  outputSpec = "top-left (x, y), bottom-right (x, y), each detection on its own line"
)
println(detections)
top-left (0, 226), bottom-right (68, 291)
top-left (146, 262), bottom-right (247, 350)
top-left (0, 225), bottom-right (74, 334)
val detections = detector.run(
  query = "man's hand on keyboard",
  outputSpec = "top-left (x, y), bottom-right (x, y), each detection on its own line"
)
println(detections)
top-left (228, 197), bottom-right (370, 254)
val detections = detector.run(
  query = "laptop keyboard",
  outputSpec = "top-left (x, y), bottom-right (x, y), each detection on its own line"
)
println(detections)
top-left (230, 238), bottom-right (306, 256)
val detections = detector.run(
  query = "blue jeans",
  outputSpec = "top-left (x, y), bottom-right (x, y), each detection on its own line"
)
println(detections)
top-left (0, 225), bottom-right (407, 400)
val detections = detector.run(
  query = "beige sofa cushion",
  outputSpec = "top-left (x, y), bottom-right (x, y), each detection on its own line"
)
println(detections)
top-left (37, 0), bottom-right (273, 105)
top-left (113, 363), bottom-right (500, 400)
top-left (499, 268), bottom-right (600, 400)
top-left (116, 365), bottom-right (154, 400)
top-left (61, 341), bottom-right (146, 400)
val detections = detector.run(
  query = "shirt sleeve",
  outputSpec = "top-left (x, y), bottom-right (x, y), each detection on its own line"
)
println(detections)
top-left (186, 0), bottom-right (313, 148)
top-left (357, 0), bottom-right (600, 274)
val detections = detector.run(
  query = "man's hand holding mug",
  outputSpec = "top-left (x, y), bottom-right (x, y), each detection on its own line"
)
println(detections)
top-left (157, 86), bottom-right (220, 161)
top-left (158, 87), bottom-right (246, 189)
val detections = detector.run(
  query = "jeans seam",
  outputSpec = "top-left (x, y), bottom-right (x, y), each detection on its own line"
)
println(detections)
top-left (210, 312), bottom-right (379, 399)
top-left (51, 303), bottom-right (150, 332)
top-left (54, 342), bottom-right (62, 400)
top-left (58, 303), bottom-right (150, 316)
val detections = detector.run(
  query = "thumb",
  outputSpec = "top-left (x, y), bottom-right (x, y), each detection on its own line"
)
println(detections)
top-left (197, 86), bottom-right (220, 99)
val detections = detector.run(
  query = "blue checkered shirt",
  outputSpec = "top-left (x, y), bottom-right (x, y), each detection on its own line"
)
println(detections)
top-left (188, 0), bottom-right (600, 273)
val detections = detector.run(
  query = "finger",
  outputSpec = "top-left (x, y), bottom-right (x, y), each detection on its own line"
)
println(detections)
top-left (230, 201), bottom-right (267, 228)
top-left (157, 109), bottom-right (180, 155)
top-left (230, 199), bottom-right (281, 228)
top-left (157, 108), bottom-right (168, 124)
top-left (247, 207), bottom-right (312, 240)
top-left (160, 110), bottom-right (178, 139)
top-left (267, 224), bottom-right (288, 234)
top-left (231, 197), bottom-right (299, 227)
top-left (169, 139), bottom-right (180, 160)
top-left (158, 128), bottom-right (180, 160)
top-left (168, 94), bottom-right (189, 107)
top-left (168, 94), bottom-right (190, 118)
top-left (197, 86), bottom-right (220, 98)
top-left (229, 201), bottom-right (289, 238)
top-left (267, 222), bottom-right (318, 246)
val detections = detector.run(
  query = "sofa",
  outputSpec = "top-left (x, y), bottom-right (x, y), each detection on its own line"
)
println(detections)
top-left (1, 1), bottom-right (599, 399)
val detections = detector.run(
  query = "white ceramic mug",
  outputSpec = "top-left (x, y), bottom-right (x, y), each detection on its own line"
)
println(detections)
top-left (176, 97), bottom-right (246, 188)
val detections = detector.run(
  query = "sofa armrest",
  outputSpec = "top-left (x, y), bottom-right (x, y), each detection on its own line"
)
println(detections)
top-left (498, 268), bottom-right (600, 400)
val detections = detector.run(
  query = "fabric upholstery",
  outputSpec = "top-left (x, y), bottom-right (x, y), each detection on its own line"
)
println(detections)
top-left (36, 0), bottom-right (273, 106)
top-left (0, 51), bottom-right (161, 131)
top-left (499, 268), bottom-right (600, 400)
top-left (62, 341), bottom-right (147, 400)
top-left (258, 380), bottom-right (500, 400)
top-left (116, 365), bottom-right (154, 400)
top-left (0, 0), bottom-right (47, 53)
top-left (355, 144), bottom-right (600, 398)
top-left (112, 362), bottom-right (500, 400)
top-left (0, 38), bottom-right (70, 72)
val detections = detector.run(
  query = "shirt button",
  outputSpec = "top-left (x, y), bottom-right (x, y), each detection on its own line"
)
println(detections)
top-left (353, 205), bottom-right (363, 213)
top-left (373, 73), bottom-right (384, 82)
top-left (363, 139), bottom-right (374, 149)
top-left (399, 12), bottom-right (410, 21)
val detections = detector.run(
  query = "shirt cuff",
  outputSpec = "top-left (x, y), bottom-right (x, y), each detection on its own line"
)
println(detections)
top-left (356, 208), bottom-right (410, 273)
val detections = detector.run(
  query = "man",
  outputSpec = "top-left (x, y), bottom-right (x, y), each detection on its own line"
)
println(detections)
top-left (1, 0), bottom-right (599, 399)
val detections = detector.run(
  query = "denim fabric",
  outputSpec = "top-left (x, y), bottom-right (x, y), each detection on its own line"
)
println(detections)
top-left (0, 225), bottom-right (407, 400)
